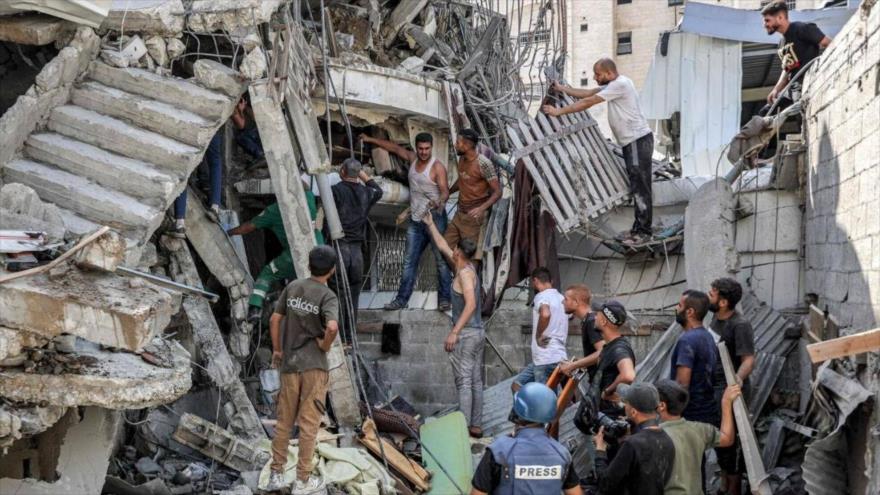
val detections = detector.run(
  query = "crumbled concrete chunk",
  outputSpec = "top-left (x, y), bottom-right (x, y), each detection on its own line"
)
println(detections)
top-left (398, 56), bottom-right (426, 74)
top-left (145, 36), bottom-right (168, 67)
top-left (194, 59), bottom-right (247, 97)
top-left (239, 46), bottom-right (266, 80)
top-left (166, 37), bottom-right (185, 59)
top-left (75, 230), bottom-right (127, 272)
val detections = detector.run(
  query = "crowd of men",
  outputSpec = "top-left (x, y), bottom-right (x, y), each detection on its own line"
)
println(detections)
top-left (184, 3), bottom-right (830, 493)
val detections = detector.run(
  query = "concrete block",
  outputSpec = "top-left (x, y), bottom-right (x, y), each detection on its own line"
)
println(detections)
top-left (35, 47), bottom-right (79, 93)
top-left (101, 0), bottom-right (185, 35)
top-left (25, 133), bottom-right (176, 205)
top-left (0, 339), bottom-right (191, 409)
top-left (684, 178), bottom-right (738, 292)
top-left (0, 269), bottom-right (178, 351)
top-left (193, 59), bottom-right (247, 98)
top-left (71, 81), bottom-right (216, 147)
top-left (73, 230), bottom-right (126, 272)
top-left (0, 182), bottom-right (66, 236)
top-left (48, 105), bottom-right (201, 174)
top-left (239, 46), bottom-right (266, 80)
top-left (88, 61), bottom-right (231, 120)
top-left (0, 13), bottom-right (67, 45)
top-left (183, 189), bottom-right (251, 289)
top-left (3, 159), bottom-right (159, 231)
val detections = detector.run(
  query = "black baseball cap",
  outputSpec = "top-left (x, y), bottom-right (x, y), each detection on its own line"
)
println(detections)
top-left (600, 300), bottom-right (627, 326)
top-left (618, 382), bottom-right (660, 414)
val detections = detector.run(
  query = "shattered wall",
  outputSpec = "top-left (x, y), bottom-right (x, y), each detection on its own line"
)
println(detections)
top-left (802, 2), bottom-right (880, 493)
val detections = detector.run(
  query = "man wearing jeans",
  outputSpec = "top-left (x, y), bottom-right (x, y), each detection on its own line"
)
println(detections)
top-left (543, 58), bottom-right (654, 245)
top-left (360, 132), bottom-right (452, 311)
top-left (423, 212), bottom-right (484, 437)
top-left (169, 131), bottom-right (223, 237)
top-left (512, 267), bottom-right (569, 392)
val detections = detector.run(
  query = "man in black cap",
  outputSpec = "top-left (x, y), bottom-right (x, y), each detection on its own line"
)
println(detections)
top-left (593, 301), bottom-right (636, 417)
top-left (445, 129), bottom-right (501, 261)
top-left (593, 382), bottom-right (676, 495)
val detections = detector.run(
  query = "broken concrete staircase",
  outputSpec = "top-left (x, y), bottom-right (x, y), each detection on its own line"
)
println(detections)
top-left (1, 61), bottom-right (241, 262)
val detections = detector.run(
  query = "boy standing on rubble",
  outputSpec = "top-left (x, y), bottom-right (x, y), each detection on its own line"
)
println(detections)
top-left (266, 245), bottom-right (339, 493)
top-left (512, 267), bottom-right (569, 392)
top-left (542, 59), bottom-right (654, 246)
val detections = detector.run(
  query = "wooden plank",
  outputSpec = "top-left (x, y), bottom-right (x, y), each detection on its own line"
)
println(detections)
top-left (510, 118), bottom-right (597, 162)
top-left (506, 126), bottom-right (571, 228)
top-left (360, 419), bottom-right (431, 492)
top-left (534, 113), bottom-right (601, 214)
top-left (545, 111), bottom-right (612, 210)
top-left (806, 328), bottom-right (880, 363)
top-left (520, 118), bottom-right (582, 218)
top-left (718, 343), bottom-right (773, 495)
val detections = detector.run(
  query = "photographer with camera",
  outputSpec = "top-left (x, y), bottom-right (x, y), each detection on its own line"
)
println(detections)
top-left (593, 382), bottom-right (675, 495)
top-left (470, 383), bottom-right (583, 495)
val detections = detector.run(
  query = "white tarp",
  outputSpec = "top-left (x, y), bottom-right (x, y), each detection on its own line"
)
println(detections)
top-left (641, 32), bottom-right (742, 177)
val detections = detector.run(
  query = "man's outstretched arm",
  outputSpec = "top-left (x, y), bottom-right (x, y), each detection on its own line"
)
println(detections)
top-left (359, 134), bottom-right (416, 163)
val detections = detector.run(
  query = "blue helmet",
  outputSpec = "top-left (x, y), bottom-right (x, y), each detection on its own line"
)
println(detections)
top-left (513, 382), bottom-right (558, 424)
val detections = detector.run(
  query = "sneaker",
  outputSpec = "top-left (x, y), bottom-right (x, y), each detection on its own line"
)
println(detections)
top-left (383, 300), bottom-right (406, 311)
top-left (437, 300), bottom-right (451, 312)
top-left (293, 475), bottom-right (324, 494)
top-left (265, 470), bottom-right (287, 491)
top-left (168, 221), bottom-right (186, 239)
top-left (205, 205), bottom-right (221, 224)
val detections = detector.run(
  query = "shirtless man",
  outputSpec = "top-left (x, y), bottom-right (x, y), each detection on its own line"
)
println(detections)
top-left (360, 133), bottom-right (452, 311)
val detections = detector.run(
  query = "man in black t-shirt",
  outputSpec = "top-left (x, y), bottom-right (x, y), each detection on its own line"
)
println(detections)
top-left (761, 1), bottom-right (831, 114)
top-left (560, 284), bottom-right (604, 381)
top-left (708, 278), bottom-right (755, 495)
top-left (593, 301), bottom-right (636, 416)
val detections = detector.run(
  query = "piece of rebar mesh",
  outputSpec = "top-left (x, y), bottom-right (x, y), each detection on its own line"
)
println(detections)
top-left (359, 402), bottom-right (421, 439)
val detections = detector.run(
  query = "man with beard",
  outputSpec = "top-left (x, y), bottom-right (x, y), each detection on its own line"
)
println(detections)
top-left (760, 1), bottom-right (831, 114)
top-left (670, 290), bottom-right (718, 425)
top-left (708, 278), bottom-right (754, 495)
top-left (361, 132), bottom-right (453, 312)
top-left (444, 128), bottom-right (501, 262)
top-left (543, 58), bottom-right (654, 246)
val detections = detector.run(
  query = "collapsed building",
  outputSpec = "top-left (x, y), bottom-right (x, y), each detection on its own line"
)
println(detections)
top-left (0, 0), bottom-right (878, 494)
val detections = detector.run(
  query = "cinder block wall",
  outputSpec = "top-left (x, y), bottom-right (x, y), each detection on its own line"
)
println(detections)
top-left (356, 303), bottom-right (664, 416)
top-left (803, 2), bottom-right (880, 333)
top-left (803, 4), bottom-right (880, 494)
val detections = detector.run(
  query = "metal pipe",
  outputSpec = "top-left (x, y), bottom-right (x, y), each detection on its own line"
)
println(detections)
top-left (117, 266), bottom-right (220, 302)
top-left (316, 173), bottom-right (344, 240)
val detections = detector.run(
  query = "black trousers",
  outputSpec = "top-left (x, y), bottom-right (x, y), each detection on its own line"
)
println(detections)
top-left (622, 133), bottom-right (654, 235)
top-left (330, 241), bottom-right (364, 342)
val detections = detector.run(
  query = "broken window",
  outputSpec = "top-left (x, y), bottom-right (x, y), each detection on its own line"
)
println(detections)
top-left (580, 77), bottom-right (591, 87)
top-left (580, 23), bottom-right (589, 32)
top-left (517, 28), bottom-right (551, 45)
top-left (617, 32), bottom-right (633, 55)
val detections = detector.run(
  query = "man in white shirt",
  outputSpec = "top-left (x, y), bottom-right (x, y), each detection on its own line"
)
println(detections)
top-left (511, 267), bottom-right (570, 392)
top-left (542, 58), bottom-right (654, 246)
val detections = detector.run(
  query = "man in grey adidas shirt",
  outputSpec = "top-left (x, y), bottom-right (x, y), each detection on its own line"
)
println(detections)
top-left (542, 58), bottom-right (654, 245)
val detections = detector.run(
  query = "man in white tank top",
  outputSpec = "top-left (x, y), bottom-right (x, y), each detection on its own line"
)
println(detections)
top-left (359, 133), bottom-right (452, 311)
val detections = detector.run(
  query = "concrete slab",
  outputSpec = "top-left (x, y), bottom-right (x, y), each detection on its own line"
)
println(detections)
top-left (0, 407), bottom-right (122, 495)
top-left (0, 14), bottom-right (67, 45)
top-left (684, 178), bottom-right (738, 296)
top-left (71, 81), bottom-right (215, 147)
top-left (0, 338), bottom-right (191, 408)
top-left (88, 61), bottom-right (230, 120)
top-left (3, 158), bottom-right (160, 231)
top-left (0, 269), bottom-right (179, 351)
top-left (25, 132), bottom-right (176, 205)
top-left (102, 0), bottom-right (185, 35)
top-left (48, 105), bottom-right (201, 174)
top-left (193, 59), bottom-right (247, 98)
top-left (182, 190), bottom-right (252, 289)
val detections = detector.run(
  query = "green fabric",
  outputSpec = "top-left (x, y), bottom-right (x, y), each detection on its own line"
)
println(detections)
top-left (251, 195), bottom-right (323, 250)
top-left (249, 250), bottom-right (296, 308)
top-left (660, 417), bottom-right (721, 495)
top-left (421, 411), bottom-right (472, 495)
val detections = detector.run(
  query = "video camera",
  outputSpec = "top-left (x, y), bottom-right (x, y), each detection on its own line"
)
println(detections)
top-left (572, 374), bottom-right (630, 442)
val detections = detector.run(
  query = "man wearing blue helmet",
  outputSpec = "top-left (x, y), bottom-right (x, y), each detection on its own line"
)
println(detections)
top-left (470, 382), bottom-right (583, 495)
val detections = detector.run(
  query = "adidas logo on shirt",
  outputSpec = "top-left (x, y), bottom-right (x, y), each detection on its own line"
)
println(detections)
top-left (287, 296), bottom-right (320, 315)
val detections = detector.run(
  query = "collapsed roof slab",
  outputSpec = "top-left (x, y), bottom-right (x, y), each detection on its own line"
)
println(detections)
top-left (0, 269), bottom-right (179, 352)
top-left (313, 61), bottom-right (450, 128)
top-left (0, 14), bottom-right (68, 45)
top-left (0, 338), bottom-right (191, 409)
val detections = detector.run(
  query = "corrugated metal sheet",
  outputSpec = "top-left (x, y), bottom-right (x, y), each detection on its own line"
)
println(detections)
top-left (507, 98), bottom-right (630, 233)
top-left (748, 351), bottom-right (786, 420)
top-left (640, 32), bottom-right (742, 177)
top-left (678, 2), bottom-right (857, 44)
